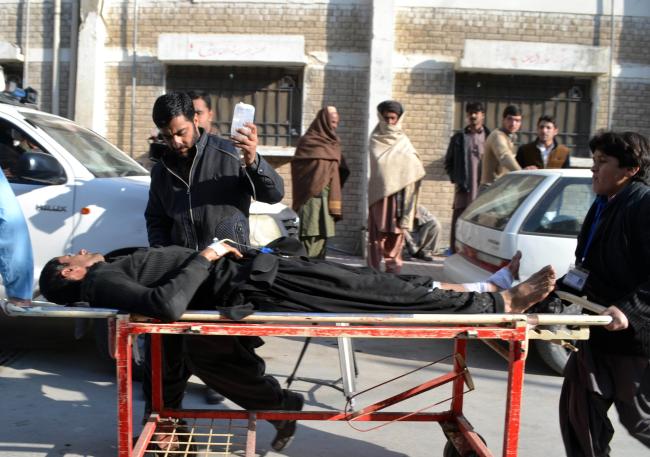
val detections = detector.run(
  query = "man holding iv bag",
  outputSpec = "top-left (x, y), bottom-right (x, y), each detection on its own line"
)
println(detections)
top-left (146, 92), bottom-right (284, 252)
top-left (144, 92), bottom-right (298, 451)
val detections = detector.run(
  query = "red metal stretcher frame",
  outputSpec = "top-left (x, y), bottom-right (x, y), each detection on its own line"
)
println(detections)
top-left (108, 310), bottom-right (611, 457)
top-left (0, 300), bottom-right (610, 456)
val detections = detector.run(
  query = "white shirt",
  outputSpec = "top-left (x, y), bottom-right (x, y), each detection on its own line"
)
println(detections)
top-left (537, 141), bottom-right (555, 167)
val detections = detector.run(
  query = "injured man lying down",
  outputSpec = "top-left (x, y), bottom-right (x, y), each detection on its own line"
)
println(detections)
top-left (39, 238), bottom-right (555, 318)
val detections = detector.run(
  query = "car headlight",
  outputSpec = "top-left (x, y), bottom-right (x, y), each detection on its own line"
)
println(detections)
top-left (249, 214), bottom-right (284, 247)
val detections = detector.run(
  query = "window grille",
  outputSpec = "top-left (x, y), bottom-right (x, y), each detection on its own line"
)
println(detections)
top-left (454, 73), bottom-right (593, 157)
top-left (167, 66), bottom-right (303, 147)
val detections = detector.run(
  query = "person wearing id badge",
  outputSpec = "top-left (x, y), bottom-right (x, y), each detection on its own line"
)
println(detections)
top-left (558, 131), bottom-right (650, 456)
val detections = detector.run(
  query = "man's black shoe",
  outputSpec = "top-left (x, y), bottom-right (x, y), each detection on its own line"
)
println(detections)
top-left (415, 251), bottom-right (434, 262)
top-left (204, 387), bottom-right (225, 405)
top-left (271, 391), bottom-right (304, 451)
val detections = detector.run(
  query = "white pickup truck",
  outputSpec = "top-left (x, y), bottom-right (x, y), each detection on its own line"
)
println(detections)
top-left (0, 99), bottom-right (298, 299)
top-left (0, 101), bottom-right (151, 296)
top-left (0, 99), bottom-right (298, 365)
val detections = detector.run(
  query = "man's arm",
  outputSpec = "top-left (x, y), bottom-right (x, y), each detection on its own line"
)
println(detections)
top-left (515, 144), bottom-right (526, 168)
top-left (229, 122), bottom-right (284, 204)
top-left (88, 245), bottom-right (242, 321)
top-left (605, 207), bottom-right (650, 338)
top-left (244, 153), bottom-right (285, 204)
top-left (144, 169), bottom-right (173, 247)
top-left (493, 133), bottom-right (521, 172)
top-left (89, 255), bottom-right (212, 321)
top-left (443, 134), bottom-right (458, 182)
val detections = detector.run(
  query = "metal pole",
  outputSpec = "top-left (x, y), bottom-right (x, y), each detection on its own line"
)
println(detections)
top-left (22, 0), bottom-right (31, 87)
top-left (607, 0), bottom-right (616, 129)
top-left (52, 0), bottom-right (61, 115)
top-left (67, 0), bottom-right (79, 119)
top-left (129, 0), bottom-right (139, 157)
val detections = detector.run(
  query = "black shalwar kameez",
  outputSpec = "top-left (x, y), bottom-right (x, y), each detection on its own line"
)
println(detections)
top-left (79, 245), bottom-right (505, 413)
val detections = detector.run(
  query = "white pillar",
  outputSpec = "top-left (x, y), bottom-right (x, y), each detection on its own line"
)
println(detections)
top-left (366, 0), bottom-right (396, 136)
top-left (74, 10), bottom-right (106, 135)
top-left (361, 0), bottom-right (395, 256)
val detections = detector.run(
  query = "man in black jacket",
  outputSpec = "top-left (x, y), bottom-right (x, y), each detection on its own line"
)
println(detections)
top-left (143, 92), bottom-right (291, 450)
top-left (444, 102), bottom-right (490, 253)
top-left (558, 131), bottom-right (650, 456)
top-left (146, 92), bottom-right (284, 250)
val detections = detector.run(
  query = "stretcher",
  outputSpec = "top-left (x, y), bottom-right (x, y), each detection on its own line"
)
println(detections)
top-left (1, 297), bottom-right (611, 457)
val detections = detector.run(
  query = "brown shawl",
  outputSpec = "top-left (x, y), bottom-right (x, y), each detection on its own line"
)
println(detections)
top-left (291, 108), bottom-right (346, 217)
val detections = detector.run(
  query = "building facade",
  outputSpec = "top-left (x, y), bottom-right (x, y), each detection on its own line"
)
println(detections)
top-left (2, 0), bottom-right (649, 254)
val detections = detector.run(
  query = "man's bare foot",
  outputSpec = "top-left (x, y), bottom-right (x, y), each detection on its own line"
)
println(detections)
top-left (500, 265), bottom-right (556, 313)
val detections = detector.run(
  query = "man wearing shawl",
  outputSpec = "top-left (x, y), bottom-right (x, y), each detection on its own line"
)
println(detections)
top-left (291, 107), bottom-right (348, 258)
top-left (367, 100), bottom-right (425, 273)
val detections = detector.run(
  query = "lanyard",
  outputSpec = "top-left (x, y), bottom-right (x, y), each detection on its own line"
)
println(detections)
top-left (581, 197), bottom-right (606, 263)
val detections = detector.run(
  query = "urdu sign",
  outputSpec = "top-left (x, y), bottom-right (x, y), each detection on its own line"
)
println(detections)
top-left (158, 34), bottom-right (306, 65)
top-left (459, 40), bottom-right (609, 75)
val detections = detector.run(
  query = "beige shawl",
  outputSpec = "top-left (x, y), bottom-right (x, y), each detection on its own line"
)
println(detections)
top-left (368, 111), bottom-right (425, 206)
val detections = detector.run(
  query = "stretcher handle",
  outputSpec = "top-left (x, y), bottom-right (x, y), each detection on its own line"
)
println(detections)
top-left (555, 291), bottom-right (608, 314)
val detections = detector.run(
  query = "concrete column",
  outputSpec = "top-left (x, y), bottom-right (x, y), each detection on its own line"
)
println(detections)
top-left (366, 0), bottom-right (396, 135)
top-left (74, 1), bottom-right (106, 135)
top-left (361, 0), bottom-right (395, 256)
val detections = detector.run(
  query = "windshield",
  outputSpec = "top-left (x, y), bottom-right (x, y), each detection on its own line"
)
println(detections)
top-left (521, 177), bottom-right (594, 237)
top-left (461, 174), bottom-right (545, 231)
top-left (23, 112), bottom-right (148, 177)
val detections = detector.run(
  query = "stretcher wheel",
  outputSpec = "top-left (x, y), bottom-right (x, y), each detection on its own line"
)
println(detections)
top-left (442, 434), bottom-right (486, 457)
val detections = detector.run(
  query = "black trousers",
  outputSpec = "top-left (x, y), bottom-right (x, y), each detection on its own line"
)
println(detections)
top-left (142, 334), bottom-right (285, 415)
top-left (450, 207), bottom-right (465, 254)
top-left (560, 341), bottom-right (650, 456)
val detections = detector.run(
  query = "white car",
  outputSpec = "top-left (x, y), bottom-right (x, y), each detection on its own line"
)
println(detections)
top-left (443, 168), bottom-right (595, 373)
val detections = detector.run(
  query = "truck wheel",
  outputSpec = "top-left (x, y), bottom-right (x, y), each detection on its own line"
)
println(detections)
top-left (93, 318), bottom-right (144, 381)
top-left (534, 329), bottom-right (572, 375)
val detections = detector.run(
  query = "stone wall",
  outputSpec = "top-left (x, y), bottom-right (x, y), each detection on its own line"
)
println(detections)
top-left (395, 8), bottom-right (648, 59)
top-left (103, 1), bottom-right (371, 54)
top-left (0, 0), bottom-right (73, 50)
top-left (0, 0), bottom-right (74, 115)
top-left (612, 79), bottom-right (650, 136)
top-left (104, 62), bottom-right (164, 165)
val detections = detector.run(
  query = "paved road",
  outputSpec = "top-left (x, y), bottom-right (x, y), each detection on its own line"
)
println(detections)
top-left (0, 255), bottom-right (646, 456)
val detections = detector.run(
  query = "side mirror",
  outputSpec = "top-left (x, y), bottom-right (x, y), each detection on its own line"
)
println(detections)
top-left (14, 151), bottom-right (67, 185)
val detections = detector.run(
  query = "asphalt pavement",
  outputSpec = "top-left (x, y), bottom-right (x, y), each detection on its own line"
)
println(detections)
top-left (0, 254), bottom-right (647, 456)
